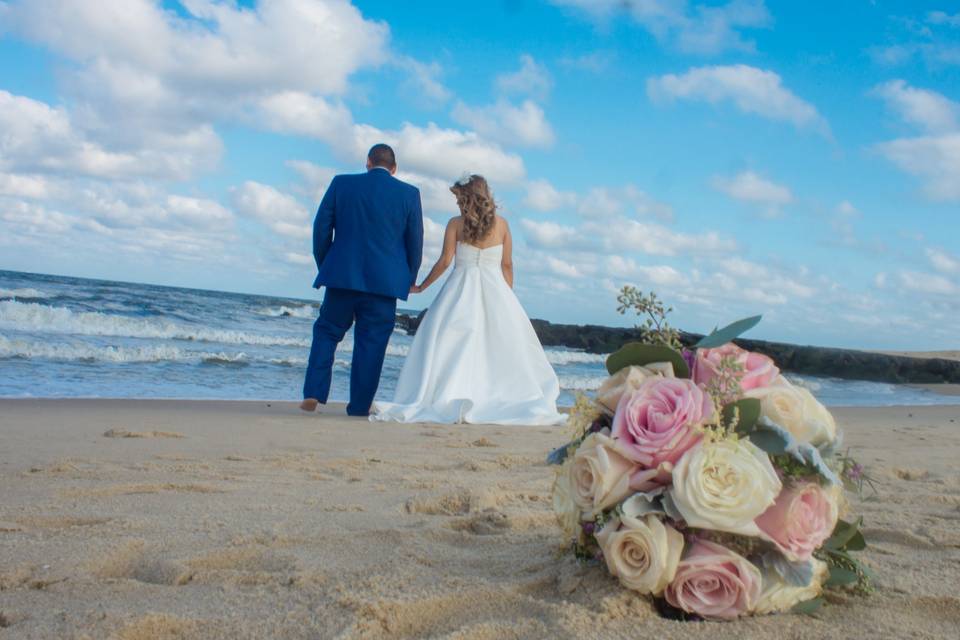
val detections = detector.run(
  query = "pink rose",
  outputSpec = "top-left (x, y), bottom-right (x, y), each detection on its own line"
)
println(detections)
top-left (755, 482), bottom-right (839, 562)
top-left (610, 378), bottom-right (711, 472)
top-left (692, 343), bottom-right (779, 392)
top-left (665, 540), bottom-right (761, 620)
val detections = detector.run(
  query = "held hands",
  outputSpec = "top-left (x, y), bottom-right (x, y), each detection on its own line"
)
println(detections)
top-left (410, 283), bottom-right (424, 294)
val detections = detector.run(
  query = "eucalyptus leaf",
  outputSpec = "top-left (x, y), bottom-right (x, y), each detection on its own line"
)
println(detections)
top-left (760, 552), bottom-right (814, 587)
top-left (694, 314), bottom-right (763, 349)
top-left (723, 398), bottom-right (761, 433)
top-left (546, 443), bottom-right (572, 465)
top-left (825, 566), bottom-right (859, 587)
top-left (747, 417), bottom-right (841, 485)
top-left (791, 597), bottom-right (824, 616)
top-left (605, 342), bottom-right (689, 378)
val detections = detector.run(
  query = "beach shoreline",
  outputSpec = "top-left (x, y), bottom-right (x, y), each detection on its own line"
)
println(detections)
top-left (1, 399), bottom-right (958, 639)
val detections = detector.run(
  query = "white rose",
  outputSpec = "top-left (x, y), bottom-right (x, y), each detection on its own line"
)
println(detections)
top-left (669, 439), bottom-right (781, 537)
top-left (745, 377), bottom-right (836, 446)
top-left (595, 513), bottom-right (684, 595)
top-left (570, 433), bottom-right (636, 517)
top-left (552, 461), bottom-right (581, 540)
top-left (596, 362), bottom-right (675, 413)
top-left (754, 558), bottom-right (829, 615)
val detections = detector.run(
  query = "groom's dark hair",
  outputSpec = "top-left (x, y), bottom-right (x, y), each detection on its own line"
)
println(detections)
top-left (367, 143), bottom-right (397, 170)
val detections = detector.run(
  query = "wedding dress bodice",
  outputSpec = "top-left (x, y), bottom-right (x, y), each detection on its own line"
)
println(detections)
top-left (454, 242), bottom-right (503, 269)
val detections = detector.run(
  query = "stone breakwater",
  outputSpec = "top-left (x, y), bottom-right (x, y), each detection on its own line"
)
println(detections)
top-left (395, 312), bottom-right (960, 385)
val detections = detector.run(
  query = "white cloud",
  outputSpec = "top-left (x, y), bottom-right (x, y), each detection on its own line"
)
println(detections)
top-left (286, 161), bottom-right (338, 204)
top-left (606, 256), bottom-right (686, 287)
top-left (559, 51), bottom-right (615, 73)
top-left (871, 81), bottom-right (960, 201)
top-left (551, 0), bottom-right (771, 55)
top-left (836, 200), bottom-right (859, 217)
top-left (397, 57), bottom-right (452, 105)
top-left (876, 133), bottom-right (960, 201)
top-left (927, 11), bottom-right (960, 28)
top-left (872, 79), bottom-right (958, 133)
top-left (6, 0), bottom-right (388, 101)
top-left (713, 171), bottom-right (792, 216)
top-left (546, 256), bottom-right (583, 278)
top-left (258, 92), bottom-right (356, 143)
top-left (451, 99), bottom-right (555, 149)
top-left (368, 123), bottom-right (526, 184)
top-left (231, 181), bottom-right (310, 239)
top-left (521, 216), bottom-right (736, 257)
top-left (926, 248), bottom-right (960, 274)
top-left (285, 252), bottom-right (314, 267)
top-left (579, 186), bottom-right (674, 221)
top-left (496, 54), bottom-right (553, 99)
top-left (523, 179), bottom-right (578, 213)
top-left (0, 90), bottom-right (221, 180)
top-left (897, 270), bottom-right (958, 296)
top-left (520, 219), bottom-right (584, 249)
top-left (259, 98), bottom-right (527, 184)
top-left (869, 12), bottom-right (960, 68)
top-left (594, 219), bottom-right (736, 256)
top-left (0, 173), bottom-right (51, 199)
top-left (647, 65), bottom-right (828, 133)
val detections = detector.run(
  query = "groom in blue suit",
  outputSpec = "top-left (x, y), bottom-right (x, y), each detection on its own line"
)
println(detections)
top-left (301, 144), bottom-right (424, 416)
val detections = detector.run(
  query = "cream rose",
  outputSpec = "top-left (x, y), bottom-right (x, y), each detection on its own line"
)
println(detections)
top-left (754, 558), bottom-right (829, 615)
top-left (669, 440), bottom-right (782, 536)
top-left (569, 433), bottom-right (636, 517)
top-left (597, 362), bottom-right (675, 413)
top-left (595, 513), bottom-right (684, 595)
top-left (552, 460), bottom-right (581, 540)
top-left (745, 377), bottom-right (837, 446)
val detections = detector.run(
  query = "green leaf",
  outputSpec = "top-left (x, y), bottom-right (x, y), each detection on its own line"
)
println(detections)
top-left (723, 398), bottom-right (761, 433)
top-left (824, 518), bottom-right (863, 551)
top-left (791, 597), bottom-right (824, 616)
top-left (694, 315), bottom-right (763, 349)
top-left (845, 530), bottom-right (867, 552)
top-left (825, 566), bottom-right (859, 587)
top-left (605, 343), bottom-right (690, 378)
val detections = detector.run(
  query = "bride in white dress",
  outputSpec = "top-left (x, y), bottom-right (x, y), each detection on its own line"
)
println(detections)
top-left (371, 175), bottom-right (565, 425)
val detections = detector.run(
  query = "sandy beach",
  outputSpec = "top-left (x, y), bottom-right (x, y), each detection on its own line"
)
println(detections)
top-left (1, 399), bottom-right (959, 639)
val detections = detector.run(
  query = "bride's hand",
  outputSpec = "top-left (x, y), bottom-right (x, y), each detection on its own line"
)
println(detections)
top-left (409, 284), bottom-right (423, 294)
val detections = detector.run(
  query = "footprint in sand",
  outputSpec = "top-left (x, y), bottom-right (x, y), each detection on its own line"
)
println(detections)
top-left (88, 541), bottom-right (193, 586)
top-left (103, 429), bottom-right (185, 439)
top-left (405, 490), bottom-right (504, 516)
top-left (893, 467), bottom-right (930, 481)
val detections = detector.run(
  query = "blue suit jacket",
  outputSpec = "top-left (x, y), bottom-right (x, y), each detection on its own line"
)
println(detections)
top-left (312, 168), bottom-right (424, 301)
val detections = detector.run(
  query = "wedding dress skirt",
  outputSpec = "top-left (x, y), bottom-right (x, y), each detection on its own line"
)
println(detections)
top-left (372, 243), bottom-right (566, 425)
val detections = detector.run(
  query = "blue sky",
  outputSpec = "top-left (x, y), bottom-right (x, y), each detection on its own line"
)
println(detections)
top-left (0, 0), bottom-right (958, 349)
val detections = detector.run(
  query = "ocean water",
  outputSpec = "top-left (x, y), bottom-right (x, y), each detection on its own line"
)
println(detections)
top-left (0, 270), bottom-right (956, 408)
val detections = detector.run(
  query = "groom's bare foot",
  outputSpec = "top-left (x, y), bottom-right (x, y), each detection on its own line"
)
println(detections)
top-left (300, 398), bottom-right (319, 412)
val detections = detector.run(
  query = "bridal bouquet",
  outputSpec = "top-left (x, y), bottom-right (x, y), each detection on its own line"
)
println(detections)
top-left (549, 316), bottom-right (872, 620)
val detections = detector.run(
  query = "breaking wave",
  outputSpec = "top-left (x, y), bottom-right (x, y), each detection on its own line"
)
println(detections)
top-left (0, 300), bottom-right (310, 347)
top-left (544, 349), bottom-right (607, 365)
top-left (0, 335), bottom-right (249, 365)
top-left (0, 287), bottom-right (50, 300)
top-left (256, 304), bottom-right (316, 319)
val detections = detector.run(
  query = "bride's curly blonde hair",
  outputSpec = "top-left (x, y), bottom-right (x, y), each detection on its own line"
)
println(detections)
top-left (450, 174), bottom-right (496, 243)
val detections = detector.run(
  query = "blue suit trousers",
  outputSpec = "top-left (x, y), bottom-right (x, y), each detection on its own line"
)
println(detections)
top-left (302, 287), bottom-right (397, 416)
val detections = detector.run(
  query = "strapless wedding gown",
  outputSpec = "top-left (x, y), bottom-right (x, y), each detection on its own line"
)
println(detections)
top-left (372, 242), bottom-right (565, 425)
